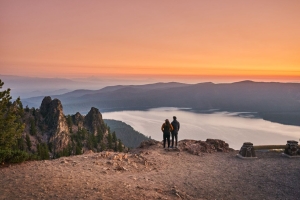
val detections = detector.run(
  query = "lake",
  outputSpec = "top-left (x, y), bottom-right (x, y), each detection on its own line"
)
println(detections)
top-left (102, 107), bottom-right (300, 150)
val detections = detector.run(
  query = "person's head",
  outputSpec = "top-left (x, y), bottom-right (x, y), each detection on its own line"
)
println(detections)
top-left (165, 119), bottom-right (170, 125)
top-left (173, 116), bottom-right (177, 120)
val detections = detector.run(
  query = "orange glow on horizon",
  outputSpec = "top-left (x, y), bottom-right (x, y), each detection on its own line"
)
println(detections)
top-left (1, 1), bottom-right (300, 82)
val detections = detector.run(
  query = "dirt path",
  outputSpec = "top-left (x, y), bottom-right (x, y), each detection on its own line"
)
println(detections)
top-left (1, 143), bottom-right (300, 200)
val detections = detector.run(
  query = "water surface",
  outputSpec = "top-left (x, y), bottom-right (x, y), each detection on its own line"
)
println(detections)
top-left (103, 108), bottom-right (300, 149)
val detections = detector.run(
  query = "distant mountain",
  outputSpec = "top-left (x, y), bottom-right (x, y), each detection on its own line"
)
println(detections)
top-left (0, 74), bottom-right (116, 99)
top-left (0, 75), bottom-right (80, 98)
top-left (104, 119), bottom-right (149, 148)
top-left (22, 82), bottom-right (189, 110)
top-left (0, 74), bottom-right (162, 99)
top-left (23, 81), bottom-right (300, 126)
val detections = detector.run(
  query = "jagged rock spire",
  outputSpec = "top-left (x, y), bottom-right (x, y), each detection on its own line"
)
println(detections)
top-left (40, 96), bottom-right (70, 152)
top-left (84, 107), bottom-right (105, 135)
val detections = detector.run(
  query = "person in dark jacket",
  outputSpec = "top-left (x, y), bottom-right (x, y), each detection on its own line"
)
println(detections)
top-left (161, 119), bottom-right (174, 149)
top-left (171, 116), bottom-right (180, 148)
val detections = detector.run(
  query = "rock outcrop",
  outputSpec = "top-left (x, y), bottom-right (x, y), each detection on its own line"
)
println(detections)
top-left (21, 96), bottom-right (125, 158)
top-left (136, 139), bottom-right (233, 156)
top-left (84, 107), bottom-right (105, 135)
top-left (72, 112), bottom-right (84, 129)
top-left (40, 97), bottom-right (70, 152)
top-left (178, 139), bottom-right (233, 155)
top-left (138, 139), bottom-right (160, 148)
top-left (40, 96), bottom-right (52, 117)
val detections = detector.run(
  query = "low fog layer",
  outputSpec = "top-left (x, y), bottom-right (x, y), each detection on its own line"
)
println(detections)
top-left (103, 108), bottom-right (300, 150)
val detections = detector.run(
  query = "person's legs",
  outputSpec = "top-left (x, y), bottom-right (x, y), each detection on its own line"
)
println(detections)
top-left (167, 133), bottom-right (170, 148)
top-left (175, 133), bottom-right (178, 147)
top-left (163, 133), bottom-right (166, 148)
top-left (171, 133), bottom-right (175, 147)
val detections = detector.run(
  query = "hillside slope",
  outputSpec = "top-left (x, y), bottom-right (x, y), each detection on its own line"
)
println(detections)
top-left (104, 119), bottom-right (149, 148)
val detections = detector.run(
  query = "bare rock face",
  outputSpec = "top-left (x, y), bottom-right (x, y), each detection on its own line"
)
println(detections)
top-left (40, 96), bottom-right (52, 117)
top-left (178, 139), bottom-right (233, 155)
top-left (73, 112), bottom-right (84, 129)
top-left (84, 107), bottom-right (105, 135)
top-left (40, 97), bottom-right (70, 152)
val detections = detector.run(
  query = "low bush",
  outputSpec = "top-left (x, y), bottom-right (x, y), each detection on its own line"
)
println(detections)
top-left (0, 150), bottom-right (29, 164)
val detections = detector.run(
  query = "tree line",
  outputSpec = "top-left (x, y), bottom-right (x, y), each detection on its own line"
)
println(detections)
top-left (0, 79), bottom-right (124, 164)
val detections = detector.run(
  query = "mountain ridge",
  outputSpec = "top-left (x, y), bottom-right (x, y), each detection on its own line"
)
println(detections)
top-left (22, 81), bottom-right (300, 126)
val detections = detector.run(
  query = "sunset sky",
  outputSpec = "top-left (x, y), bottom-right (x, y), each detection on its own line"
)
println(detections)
top-left (1, 0), bottom-right (300, 83)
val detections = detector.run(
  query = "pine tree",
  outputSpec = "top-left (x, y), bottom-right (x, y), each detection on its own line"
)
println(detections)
top-left (0, 79), bottom-right (25, 151)
top-left (25, 134), bottom-right (32, 151)
top-left (118, 139), bottom-right (123, 152)
top-left (114, 140), bottom-right (118, 152)
top-left (97, 126), bottom-right (103, 143)
top-left (107, 132), bottom-right (113, 149)
top-left (31, 108), bottom-right (36, 116)
top-left (25, 105), bottom-right (30, 112)
top-left (37, 143), bottom-right (49, 160)
top-left (75, 144), bottom-right (82, 155)
top-left (112, 131), bottom-right (117, 143)
top-left (17, 137), bottom-right (25, 151)
top-left (30, 118), bottom-right (37, 136)
top-left (100, 142), bottom-right (106, 151)
top-left (66, 115), bottom-right (73, 133)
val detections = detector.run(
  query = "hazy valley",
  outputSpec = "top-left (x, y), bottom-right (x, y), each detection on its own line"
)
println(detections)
top-left (22, 80), bottom-right (300, 127)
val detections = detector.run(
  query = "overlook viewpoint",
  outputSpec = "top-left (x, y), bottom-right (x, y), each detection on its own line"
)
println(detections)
top-left (1, 140), bottom-right (299, 200)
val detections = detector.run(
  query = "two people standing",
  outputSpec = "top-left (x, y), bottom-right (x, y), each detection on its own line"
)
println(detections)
top-left (161, 116), bottom-right (180, 149)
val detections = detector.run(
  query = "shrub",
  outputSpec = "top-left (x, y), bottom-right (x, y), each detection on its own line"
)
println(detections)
top-left (0, 150), bottom-right (29, 164)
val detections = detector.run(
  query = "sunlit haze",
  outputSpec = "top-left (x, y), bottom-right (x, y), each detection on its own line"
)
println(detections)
top-left (1, 1), bottom-right (300, 83)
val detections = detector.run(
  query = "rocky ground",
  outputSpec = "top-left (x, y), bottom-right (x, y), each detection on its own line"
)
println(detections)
top-left (1, 140), bottom-right (300, 200)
